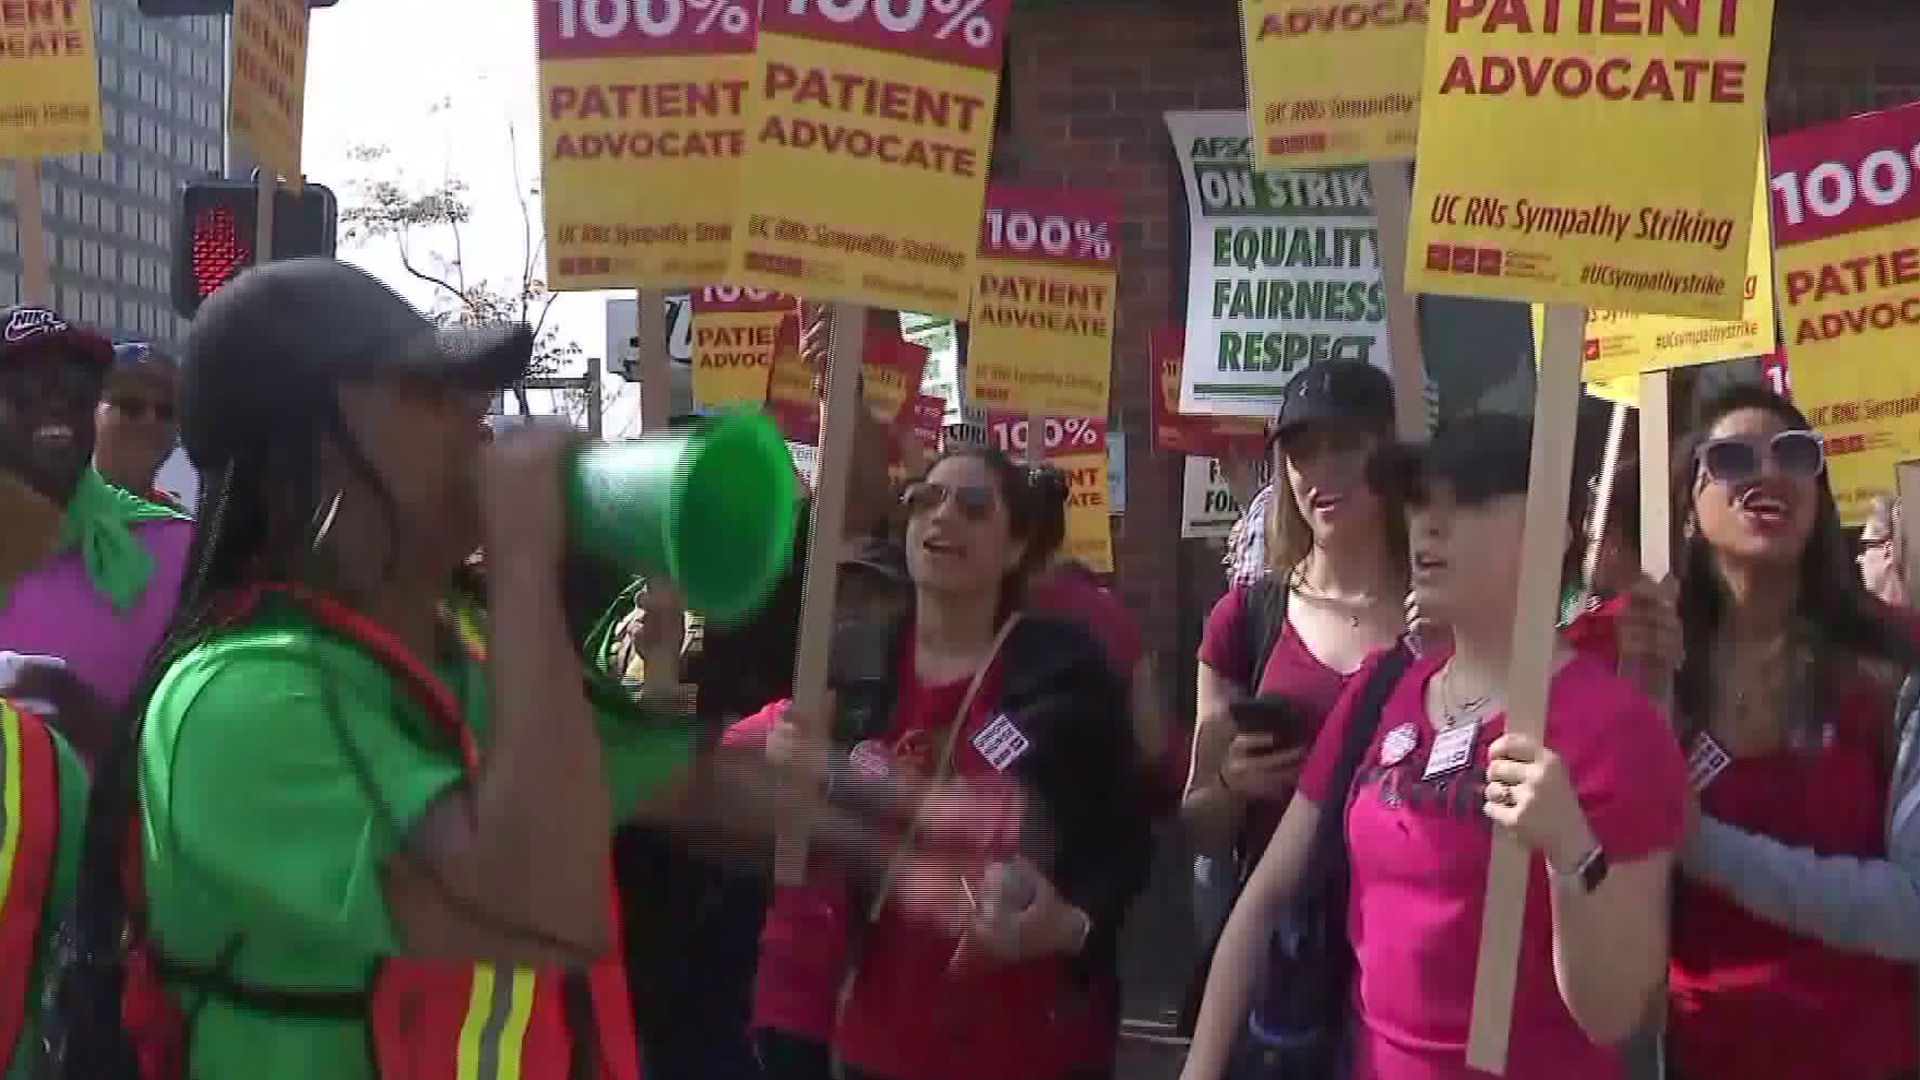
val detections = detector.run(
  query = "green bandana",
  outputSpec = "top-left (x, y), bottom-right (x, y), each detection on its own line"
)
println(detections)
top-left (52, 467), bottom-right (190, 611)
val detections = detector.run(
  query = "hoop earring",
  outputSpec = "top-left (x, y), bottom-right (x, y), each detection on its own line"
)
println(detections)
top-left (311, 490), bottom-right (343, 551)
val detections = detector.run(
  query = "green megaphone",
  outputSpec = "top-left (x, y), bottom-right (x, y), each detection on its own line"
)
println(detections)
top-left (563, 408), bottom-right (799, 622)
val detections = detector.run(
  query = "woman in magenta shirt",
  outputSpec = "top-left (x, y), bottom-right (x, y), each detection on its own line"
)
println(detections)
top-left (1181, 414), bottom-right (1686, 1080)
top-left (1612, 386), bottom-right (1920, 1080)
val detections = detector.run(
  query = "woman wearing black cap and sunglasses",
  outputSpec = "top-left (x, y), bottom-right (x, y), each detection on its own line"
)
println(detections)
top-left (1608, 385), bottom-right (1920, 1080)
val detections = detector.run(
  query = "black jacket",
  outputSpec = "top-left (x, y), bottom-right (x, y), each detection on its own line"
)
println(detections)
top-left (827, 611), bottom-right (1154, 983)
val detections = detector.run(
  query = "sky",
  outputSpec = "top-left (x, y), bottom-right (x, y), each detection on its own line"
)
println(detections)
top-left (302, 0), bottom-right (643, 434)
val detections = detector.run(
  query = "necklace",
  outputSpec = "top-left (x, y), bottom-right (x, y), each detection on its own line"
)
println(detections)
top-left (1289, 570), bottom-right (1386, 628)
top-left (1436, 660), bottom-right (1496, 732)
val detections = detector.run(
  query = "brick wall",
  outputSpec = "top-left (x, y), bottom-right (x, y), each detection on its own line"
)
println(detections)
top-left (996, 0), bottom-right (1244, 714)
top-left (993, 0), bottom-right (1920, 720)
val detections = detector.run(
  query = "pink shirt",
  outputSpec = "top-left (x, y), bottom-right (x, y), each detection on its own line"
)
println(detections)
top-left (0, 518), bottom-right (192, 709)
top-left (1298, 646), bottom-right (1685, 1080)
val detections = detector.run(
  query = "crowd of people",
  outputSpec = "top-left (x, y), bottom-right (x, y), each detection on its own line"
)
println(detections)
top-left (0, 255), bottom-right (1914, 1080)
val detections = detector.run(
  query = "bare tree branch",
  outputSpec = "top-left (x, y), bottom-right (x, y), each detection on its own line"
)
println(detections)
top-left (339, 116), bottom-right (588, 418)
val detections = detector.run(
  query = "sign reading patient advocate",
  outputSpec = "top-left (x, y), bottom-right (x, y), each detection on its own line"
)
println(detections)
top-left (537, 0), bottom-right (758, 290)
top-left (1769, 101), bottom-right (1920, 524)
top-left (0, 0), bottom-right (103, 156)
top-left (1404, 0), bottom-right (1775, 320)
top-left (964, 185), bottom-right (1119, 418)
top-left (230, 0), bottom-right (309, 185)
top-left (724, 0), bottom-right (1012, 320)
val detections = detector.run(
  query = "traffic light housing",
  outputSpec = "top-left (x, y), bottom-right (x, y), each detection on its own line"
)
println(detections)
top-left (137, 0), bottom-right (336, 13)
top-left (172, 179), bottom-right (338, 318)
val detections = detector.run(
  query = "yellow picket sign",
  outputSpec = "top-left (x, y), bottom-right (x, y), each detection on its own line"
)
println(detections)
top-left (1405, 0), bottom-right (1776, 320)
top-left (1053, 450), bottom-right (1112, 574)
top-left (0, 0), bottom-right (104, 156)
top-left (1238, 0), bottom-right (1426, 169)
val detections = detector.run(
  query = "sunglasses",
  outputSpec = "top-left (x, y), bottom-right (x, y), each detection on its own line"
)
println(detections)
top-left (901, 481), bottom-right (994, 522)
top-left (1696, 429), bottom-right (1824, 486)
top-left (107, 395), bottom-right (176, 422)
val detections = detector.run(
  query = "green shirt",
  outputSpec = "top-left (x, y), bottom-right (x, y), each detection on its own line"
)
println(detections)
top-left (137, 598), bottom-right (695, 1080)
top-left (3, 724), bottom-right (86, 1080)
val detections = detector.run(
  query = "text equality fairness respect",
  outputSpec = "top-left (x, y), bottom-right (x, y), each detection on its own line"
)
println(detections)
top-left (1211, 223), bottom-right (1384, 371)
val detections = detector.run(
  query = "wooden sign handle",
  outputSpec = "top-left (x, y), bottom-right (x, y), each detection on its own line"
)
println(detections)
top-left (639, 289), bottom-right (671, 433)
top-left (1367, 161), bottom-right (1429, 442)
top-left (256, 172), bottom-right (276, 262)
top-left (773, 301), bottom-right (866, 886)
top-left (1897, 460), bottom-right (1920, 600)
top-left (16, 161), bottom-right (50, 307)
top-left (1582, 401), bottom-right (1632, 590)
top-left (1465, 302), bottom-right (1587, 1074)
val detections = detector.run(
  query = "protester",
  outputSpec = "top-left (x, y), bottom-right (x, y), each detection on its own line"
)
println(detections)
top-left (0, 306), bottom-right (191, 762)
top-left (34, 259), bottom-right (970, 1080)
top-left (607, 340), bottom-right (901, 1080)
top-left (94, 342), bottom-right (183, 508)
top-left (1612, 386), bottom-right (1920, 1080)
top-left (1024, 464), bottom-right (1175, 808)
top-left (1181, 360), bottom-right (1406, 969)
top-left (742, 443), bottom-right (1150, 1080)
top-left (1859, 494), bottom-right (1908, 607)
top-left (1181, 413), bottom-right (1686, 1080)
top-left (0, 474), bottom-right (89, 1080)
top-left (1222, 477), bottom-right (1274, 590)
top-left (705, 536), bottom-right (912, 1079)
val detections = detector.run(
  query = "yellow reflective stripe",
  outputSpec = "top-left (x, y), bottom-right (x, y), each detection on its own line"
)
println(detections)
top-left (449, 604), bottom-right (488, 665)
top-left (455, 962), bottom-right (538, 1080)
top-left (0, 702), bottom-right (19, 921)
top-left (494, 969), bottom-right (537, 1080)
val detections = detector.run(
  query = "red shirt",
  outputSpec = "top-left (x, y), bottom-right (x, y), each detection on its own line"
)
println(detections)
top-left (1299, 647), bottom-right (1685, 1080)
top-left (1572, 602), bottom-right (1919, 1080)
top-left (1667, 666), bottom-right (1917, 1080)
top-left (1197, 584), bottom-right (1359, 853)
top-left (740, 635), bottom-right (1118, 1079)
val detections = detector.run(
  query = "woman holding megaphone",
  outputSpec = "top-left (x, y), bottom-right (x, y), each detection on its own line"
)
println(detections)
top-left (35, 260), bottom-right (936, 1080)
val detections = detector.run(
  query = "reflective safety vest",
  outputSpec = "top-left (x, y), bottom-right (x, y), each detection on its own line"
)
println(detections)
top-left (125, 585), bottom-right (643, 1080)
top-left (0, 699), bottom-right (61, 1064)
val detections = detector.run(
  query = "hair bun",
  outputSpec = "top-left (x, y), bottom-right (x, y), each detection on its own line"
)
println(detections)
top-left (1028, 464), bottom-right (1070, 506)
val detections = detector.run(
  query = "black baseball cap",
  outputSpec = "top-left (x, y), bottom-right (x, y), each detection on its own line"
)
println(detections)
top-left (180, 258), bottom-right (533, 470)
top-left (1270, 359), bottom-right (1395, 442)
top-left (1368, 412), bottom-right (1534, 507)
top-left (0, 306), bottom-right (112, 369)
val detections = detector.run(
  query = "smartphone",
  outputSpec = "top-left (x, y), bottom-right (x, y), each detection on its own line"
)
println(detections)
top-left (1229, 695), bottom-right (1308, 749)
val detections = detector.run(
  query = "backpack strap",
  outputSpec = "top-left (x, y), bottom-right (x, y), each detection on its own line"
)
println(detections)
top-left (1239, 576), bottom-right (1291, 692)
top-left (1303, 643), bottom-right (1416, 876)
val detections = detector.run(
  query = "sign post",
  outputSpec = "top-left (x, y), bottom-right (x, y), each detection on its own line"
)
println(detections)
top-left (230, 0), bottom-right (311, 264)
